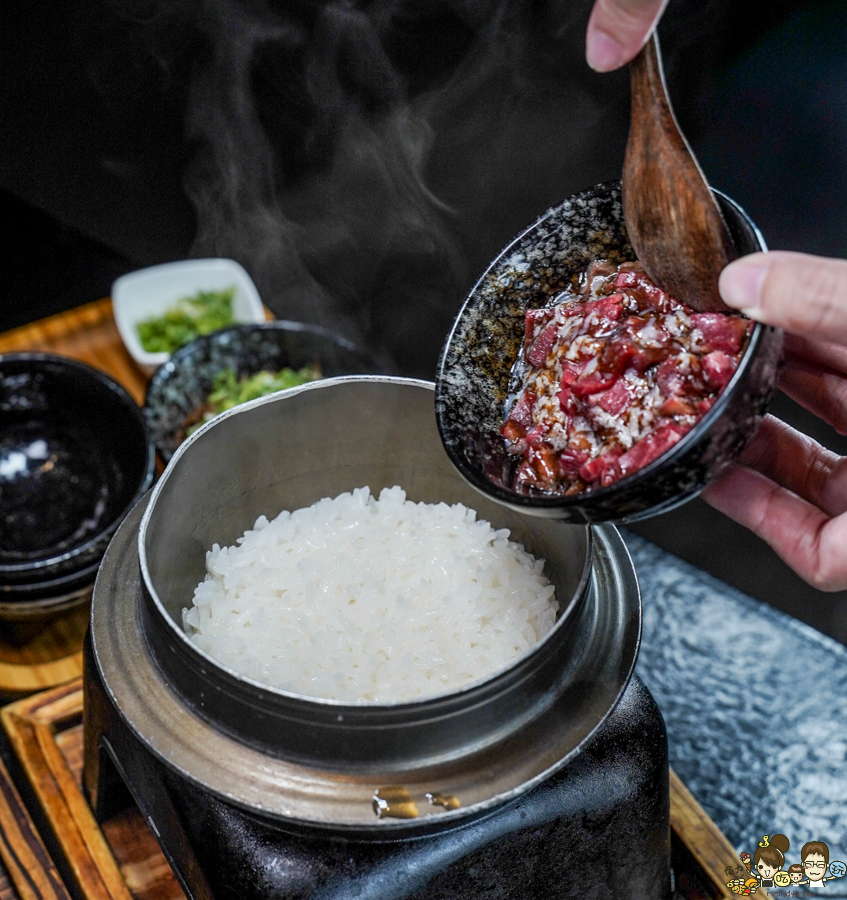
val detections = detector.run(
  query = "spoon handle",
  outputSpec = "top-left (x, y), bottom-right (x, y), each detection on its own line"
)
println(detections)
top-left (623, 32), bottom-right (737, 313)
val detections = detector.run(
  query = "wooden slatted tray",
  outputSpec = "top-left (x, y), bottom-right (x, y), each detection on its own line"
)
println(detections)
top-left (2, 682), bottom-right (182, 900)
top-left (0, 679), bottom-right (757, 900)
top-left (0, 746), bottom-right (70, 900)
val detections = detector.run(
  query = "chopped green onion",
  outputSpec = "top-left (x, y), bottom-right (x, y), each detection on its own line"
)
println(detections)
top-left (186, 365), bottom-right (323, 435)
top-left (136, 287), bottom-right (236, 354)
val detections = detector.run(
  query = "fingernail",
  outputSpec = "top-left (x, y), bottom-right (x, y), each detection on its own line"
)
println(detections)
top-left (719, 260), bottom-right (768, 312)
top-left (586, 29), bottom-right (625, 73)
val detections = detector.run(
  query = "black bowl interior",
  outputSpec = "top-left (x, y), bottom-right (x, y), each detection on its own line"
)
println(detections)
top-left (435, 181), bottom-right (783, 524)
top-left (0, 354), bottom-right (155, 580)
top-left (145, 321), bottom-right (386, 462)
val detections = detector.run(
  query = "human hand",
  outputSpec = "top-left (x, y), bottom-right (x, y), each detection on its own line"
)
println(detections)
top-left (586, 0), bottom-right (671, 72)
top-left (702, 251), bottom-right (847, 591)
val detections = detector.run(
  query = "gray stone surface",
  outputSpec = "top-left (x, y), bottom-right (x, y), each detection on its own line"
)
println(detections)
top-left (629, 532), bottom-right (847, 878)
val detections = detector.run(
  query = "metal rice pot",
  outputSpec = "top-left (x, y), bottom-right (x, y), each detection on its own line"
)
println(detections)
top-left (84, 377), bottom-right (671, 900)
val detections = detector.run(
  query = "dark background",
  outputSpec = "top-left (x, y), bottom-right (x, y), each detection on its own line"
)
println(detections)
top-left (3, 0), bottom-right (847, 642)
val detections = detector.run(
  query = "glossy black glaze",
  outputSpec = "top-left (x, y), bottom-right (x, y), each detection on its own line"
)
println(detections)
top-left (0, 354), bottom-right (155, 585)
top-left (144, 321), bottom-right (385, 462)
top-left (84, 632), bottom-right (671, 900)
top-left (435, 181), bottom-right (784, 523)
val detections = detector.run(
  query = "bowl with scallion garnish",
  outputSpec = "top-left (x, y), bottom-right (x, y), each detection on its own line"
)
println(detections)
top-left (112, 258), bottom-right (266, 374)
top-left (144, 321), bottom-right (386, 463)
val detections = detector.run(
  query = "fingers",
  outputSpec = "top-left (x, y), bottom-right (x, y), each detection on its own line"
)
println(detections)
top-left (784, 333), bottom-right (847, 375)
top-left (779, 354), bottom-right (847, 437)
top-left (714, 250), bottom-right (847, 589)
top-left (720, 251), bottom-right (847, 346)
top-left (702, 465), bottom-right (847, 591)
top-left (766, 335), bottom-right (847, 434)
top-left (738, 416), bottom-right (847, 518)
top-left (705, 414), bottom-right (847, 590)
top-left (585, 0), bottom-right (670, 72)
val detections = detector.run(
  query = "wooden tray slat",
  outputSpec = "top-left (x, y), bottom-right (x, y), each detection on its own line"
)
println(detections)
top-left (2, 679), bottom-right (751, 900)
top-left (2, 684), bottom-right (133, 900)
top-left (0, 750), bottom-right (70, 900)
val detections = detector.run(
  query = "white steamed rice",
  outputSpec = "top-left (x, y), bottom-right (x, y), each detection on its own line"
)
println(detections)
top-left (182, 485), bottom-right (558, 702)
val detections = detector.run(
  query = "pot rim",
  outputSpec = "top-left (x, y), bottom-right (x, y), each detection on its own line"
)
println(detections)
top-left (138, 375), bottom-right (596, 711)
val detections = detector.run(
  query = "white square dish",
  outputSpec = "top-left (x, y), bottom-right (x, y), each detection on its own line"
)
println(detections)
top-left (112, 258), bottom-right (265, 374)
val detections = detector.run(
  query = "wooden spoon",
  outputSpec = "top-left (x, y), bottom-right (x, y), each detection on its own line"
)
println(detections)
top-left (622, 32), bottom-right (736, 313)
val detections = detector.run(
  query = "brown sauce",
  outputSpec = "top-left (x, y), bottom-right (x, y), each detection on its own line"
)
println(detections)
top-left (372, 786), bottom-right (419, 819)
top-left (426, 791), bottom-right (461, 811)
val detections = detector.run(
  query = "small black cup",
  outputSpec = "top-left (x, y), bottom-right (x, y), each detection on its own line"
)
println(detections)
top-left (0, 353), bottom-right (155, 585)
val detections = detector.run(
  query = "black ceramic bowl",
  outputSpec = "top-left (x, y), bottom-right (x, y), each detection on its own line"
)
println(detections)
top-left (0, 558), bottom-right (100, 601)
top-left (0, 354), bottom-right (156, 587)
top-left (0, 557), bottom-right (102, 631)
top-left (435, 181), bottom-right (784, 524)
top-left (144, 321), bottom-right (385, 462)
top-left (0, 564), bottom-right (99, 624)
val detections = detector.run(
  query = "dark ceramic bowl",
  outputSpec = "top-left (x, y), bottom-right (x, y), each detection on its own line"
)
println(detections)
top-left (0, 556), bottom-right (101, 632)
top-left (144, 321), bottom-right (385, 462)
top-left (0, 558), bottom-right (100, 602)
top-left (0, 573), bottom-right (96, 625)
top-left (0, 354), bottom-right (156, 587)
top-left (435, 181), bottom-right (784, 524)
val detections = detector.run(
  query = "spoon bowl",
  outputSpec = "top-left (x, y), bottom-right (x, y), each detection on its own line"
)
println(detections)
top-left (623, 33), bottom-right (735, 313)
top-left (435, 181), bottom-right (783, 523)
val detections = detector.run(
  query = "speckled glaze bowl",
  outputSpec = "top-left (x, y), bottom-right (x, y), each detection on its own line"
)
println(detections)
top-left (144, 321), bottom-right (385, 462)
top-left (0, 354), bottom-right (156, 597)
top-left (435, 181), bottom-right (784, 524)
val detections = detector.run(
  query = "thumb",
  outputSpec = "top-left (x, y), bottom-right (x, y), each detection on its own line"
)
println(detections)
top-left (586, 0), bottom-right (670, 72)
top-left (719, 251), bottom-right (847, 345)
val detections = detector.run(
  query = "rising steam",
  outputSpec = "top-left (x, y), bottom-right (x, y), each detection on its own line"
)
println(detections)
top-left (102, 0), bottom-right (635, 374)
